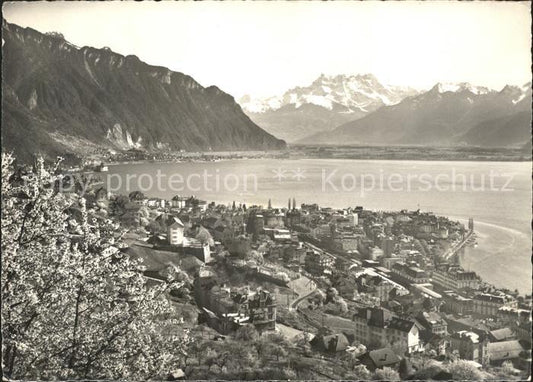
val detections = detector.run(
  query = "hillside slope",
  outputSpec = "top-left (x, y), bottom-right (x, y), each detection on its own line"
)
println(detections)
top-left (301, 82), bottom-right (531, 147)
top-left (1, 21), bottom-right (285, 162)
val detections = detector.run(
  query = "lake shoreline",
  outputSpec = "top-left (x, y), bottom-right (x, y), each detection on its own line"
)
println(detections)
top-left (104, 155), bottom-right (532, 168)
top-left (103, 159), bottom-right (532, 295)
top-left (100, 158), bottom-right (533, 174)
top-left (80, 144), bottom-right (533, 169)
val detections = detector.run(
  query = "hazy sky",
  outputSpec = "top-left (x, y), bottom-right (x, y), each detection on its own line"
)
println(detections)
top-left (3, 1), bottom-right (531, 98)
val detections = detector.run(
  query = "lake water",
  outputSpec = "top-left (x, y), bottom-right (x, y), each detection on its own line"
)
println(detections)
top-left (104, 159), bottom-right (532, 294)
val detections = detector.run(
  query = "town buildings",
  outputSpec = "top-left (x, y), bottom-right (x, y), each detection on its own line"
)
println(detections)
top-left (352, 307), bottom-right (422, 354)
top-left (432, 264), bottom-right (480, 291)
top-left (488, 340), bottom-right (526, 365)
top-left (488, 327), bottom-right (516, 342)
top-left (168, 217), bottom-right (185, 245)
top-left (311, 333), bottom-right (350, 353)
top-left (355, 269), bottom-right (408, 302)
top-left (417, 311), bottom-right (448, 336)
top-left (390, 262), bottom-right (430, 286)
top-left (357, 348), bottom-right (401, 371)
top-left (449, 330), bottom-right (490, 366)
top-left (497, 306), bottom-right (531, 324)
top-left (171, 195), bottom-right (188, 209)
top-left (441, 290), bottom-right (473, 315)
top-left (195, 282), bottom-right (277, 334)
top-left (472, 293), bottom-right (518, 316)
top-left (304, 250), bottom-right (335, 276)
top-left (120, 192), bottom-right (529, 376)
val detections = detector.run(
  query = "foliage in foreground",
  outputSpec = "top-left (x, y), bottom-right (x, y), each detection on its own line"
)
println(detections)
top-left (1, 153), bottom-right (190, 380)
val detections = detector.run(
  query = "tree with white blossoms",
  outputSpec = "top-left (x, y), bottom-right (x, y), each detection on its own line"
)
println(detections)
top-left (1, 153), bottom-right (191, 380)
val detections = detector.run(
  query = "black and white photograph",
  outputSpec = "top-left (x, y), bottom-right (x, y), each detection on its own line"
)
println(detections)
top-left (1, 1), bottom-right (532, 380)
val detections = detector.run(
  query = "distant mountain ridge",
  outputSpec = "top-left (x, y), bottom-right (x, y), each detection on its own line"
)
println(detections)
top-left (239, 74), bottom-right (419, 142)
top-left (1, 21), bottom-right (285, 163)
top-left (300, 81), bottom-right (532, 147)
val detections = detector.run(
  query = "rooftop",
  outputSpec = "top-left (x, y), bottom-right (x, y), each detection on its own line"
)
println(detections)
top-left (359, 348), bottom-right (401, 368)
top-left (488, 340), bottom-right (524, 361)
top-left (452, 330), bottom-right (480, 344)
top-left (489, 327), bottom-right (515, 341)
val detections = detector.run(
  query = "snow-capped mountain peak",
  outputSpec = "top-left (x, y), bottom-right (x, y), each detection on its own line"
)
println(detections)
top-left (239, 73), bottom-right (420, 114)
top-left (432, 82), bottom-right (493, 95)
top-left (238, 94), bottom-right (283, 113)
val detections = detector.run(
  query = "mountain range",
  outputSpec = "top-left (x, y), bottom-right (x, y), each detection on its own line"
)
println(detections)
top-left (2, 20), bottom-right (530, 161)
top-left (301, 82), bottom-right (531, 147)
top-left (1, 21), bottom-right (285, 163)
top-left (239, 73), bottom-right (531, 148)
top-left (239, 74), bottom-right (419, 143)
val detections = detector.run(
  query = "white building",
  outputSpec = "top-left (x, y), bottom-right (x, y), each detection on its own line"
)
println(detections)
top-left (171, 195), bottom-right (188, 209)
top-left (168, 217), bottom-right (185, 245)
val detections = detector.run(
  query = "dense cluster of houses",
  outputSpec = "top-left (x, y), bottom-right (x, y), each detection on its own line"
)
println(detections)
top-left (194, 269), bottom-right (277, 334)
top-left (81, 185), bottom-right (531, 374)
